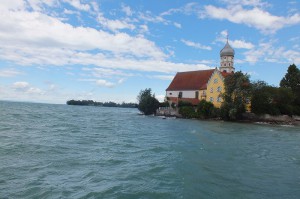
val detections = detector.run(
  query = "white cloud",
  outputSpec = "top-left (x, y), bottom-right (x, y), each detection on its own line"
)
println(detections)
top-left (121, 4), bottom-right (133, 16)
top-left (181, 39), bottom-right (212, 50)
top-left (173, 22), bottom-right (182, 28)
top-left (161, 2), bottom-right (199, 16)
top-left (138, 11), bottom-right (168, 24)
top-left (139, 24), bottom-right (149, 33)
top-left (96, 79), bottom-right (115, 87)
top-left (156, 94), bottom-right (165, 102)
top-left (12, 81), bottom-right (43, 94)
top-left (216, 30), bottom-right (254, 49)
top-left (150, 75), bottom-right (174, 81)
top-left (244, 40), bottom-right (300, 64)
top-left (90, 1), bottom-right (99, 13)
top-left (0, 8), bottom-right (166, 61)
top-left (220, 0), bottom-right (270, 7)
top-left (0, 68), bottom-right (23, 77)
top-left (202, 5), bottom-right (300, 34)
top-left (0, 0), bottom-right (26, 11)
top-left (63, 0), bottom-right (90, 11)
top-left (97, 13), bottom-right (135, 32)
top-left (82, 67), bottom-right (134, 78)
top-left (13, 81), bottom-right (30, 89)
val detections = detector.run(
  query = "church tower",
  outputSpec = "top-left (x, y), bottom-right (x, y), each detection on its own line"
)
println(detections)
top-left (219, 37), bottom-right (235, 73)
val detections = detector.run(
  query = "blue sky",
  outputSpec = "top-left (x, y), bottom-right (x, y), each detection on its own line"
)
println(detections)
top-left (0, 0), bottom-right (299, 104)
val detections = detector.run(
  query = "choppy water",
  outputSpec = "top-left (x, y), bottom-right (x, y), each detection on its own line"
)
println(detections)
top-left (0, 101), bottom-right (300, 199)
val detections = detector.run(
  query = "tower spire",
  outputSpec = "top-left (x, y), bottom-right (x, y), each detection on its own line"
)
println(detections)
top-left (226, 32), bottom-right (229, 43)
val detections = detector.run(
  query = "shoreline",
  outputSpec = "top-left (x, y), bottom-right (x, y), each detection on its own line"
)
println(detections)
top-left (155, 112), bottom-right (300, 126)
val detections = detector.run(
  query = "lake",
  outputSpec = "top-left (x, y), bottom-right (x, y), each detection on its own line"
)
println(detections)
top-left (0, 101), bottom-right (299, 198)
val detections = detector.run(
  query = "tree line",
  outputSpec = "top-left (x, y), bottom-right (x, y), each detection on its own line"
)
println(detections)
top-left (66, 100), bottom-right (138, 108)
top-left (137, 64), bottom-right (300, 120)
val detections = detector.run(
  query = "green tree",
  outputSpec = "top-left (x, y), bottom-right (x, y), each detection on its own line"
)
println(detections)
top-left (220, 71), bottom-right (251, 120)
top-left (280, 64), bottom-right (300, 92)
top-left (197, 100), bottom-right (215, 119)
top-left (137, 88), bottom-right (160, 115)
top-left (280, 64), bottom-right (300, 112)
top-left (251, 81), bottom-right (295, 116)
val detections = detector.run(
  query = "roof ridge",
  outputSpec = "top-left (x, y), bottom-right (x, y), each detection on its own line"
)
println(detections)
top-left (177, 69), bottom-right (215, 74)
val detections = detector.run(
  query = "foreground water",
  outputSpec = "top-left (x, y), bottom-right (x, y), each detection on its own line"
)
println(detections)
top-left (0, 101), bottom-right (300, 199)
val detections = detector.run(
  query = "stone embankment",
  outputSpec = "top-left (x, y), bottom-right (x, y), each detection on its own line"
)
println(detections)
top-left (156, 107), bottom-right (182, 118)
top-left (242, 113), bottom-right (300, 126)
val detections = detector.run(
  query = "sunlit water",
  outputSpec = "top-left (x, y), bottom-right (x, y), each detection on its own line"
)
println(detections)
top-left (0, 101), bottom-right (300, 199)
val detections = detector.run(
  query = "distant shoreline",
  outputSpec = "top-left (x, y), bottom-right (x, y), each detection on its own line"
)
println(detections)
top-left (66, 100), bottom-right (138, 108)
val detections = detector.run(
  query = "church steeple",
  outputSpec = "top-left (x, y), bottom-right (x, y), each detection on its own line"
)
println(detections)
top-left (219, 36), bottom-right (235, 73)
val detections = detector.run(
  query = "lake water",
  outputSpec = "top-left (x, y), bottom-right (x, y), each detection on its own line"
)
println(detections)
top-left (0, 101), bottom-right (300, 199)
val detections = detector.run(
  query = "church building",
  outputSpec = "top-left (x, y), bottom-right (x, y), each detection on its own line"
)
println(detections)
top-left (166, 39), bottom-right (235, 108)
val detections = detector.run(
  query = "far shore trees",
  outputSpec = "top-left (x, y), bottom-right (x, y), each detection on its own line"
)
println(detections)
top-left (137, 88), bottom-right (160, 115)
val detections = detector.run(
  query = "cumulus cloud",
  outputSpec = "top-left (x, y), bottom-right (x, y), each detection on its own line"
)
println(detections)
top-left (181, 39), bottom-right (212, 50)
top-left (244, 40), bottom-right (300, 64)
top-left (121, 4), bottom-right (133, 16)
top-left (0, 6), bottom-right (167, 64)
top-left (96, 79), bottom-right (115, 87)
top-left (201, 5), bottom-right (300, 34)
top-left (173, 22), bottom-right (182, 29)
top-left (12, 81), bottom-right (43, 94)
top-left (217, 30), bottom-right (254, 49)
top-left (63, 0), bottom-right (90, 11)
top-left (97, 13), bottom-right (135, 32)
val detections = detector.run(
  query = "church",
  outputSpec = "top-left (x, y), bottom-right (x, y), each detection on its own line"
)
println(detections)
top-left (166, 39), bottom-right (235, 108)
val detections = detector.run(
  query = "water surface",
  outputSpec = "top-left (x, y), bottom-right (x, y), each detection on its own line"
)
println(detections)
top-left (0, 101), bottom-right (300, 198)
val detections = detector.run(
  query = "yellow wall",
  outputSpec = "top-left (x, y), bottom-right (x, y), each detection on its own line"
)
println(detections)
top-left (205, 71), bottom-right (224, 108)
top-left (198, 89), bottom-right (206, 101)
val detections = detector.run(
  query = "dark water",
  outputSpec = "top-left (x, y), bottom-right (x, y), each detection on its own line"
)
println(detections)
top-left (0, 101), bottom-right (300, 199)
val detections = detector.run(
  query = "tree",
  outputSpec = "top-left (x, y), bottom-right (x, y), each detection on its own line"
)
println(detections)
top-left (137, 88), bottom-right (160, 115)
top-left (251, 81), bottom-right (295, 116)
top-left (280, 64), bottom-right (300, 92)
top-left (197, 100), bottom-right (215, 119)
top-left (280, 64), bottom-right (300, 111)
top-left (220, 71), bottom-right (251, 120)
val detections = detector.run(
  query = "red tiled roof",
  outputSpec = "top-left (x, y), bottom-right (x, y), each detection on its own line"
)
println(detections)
top-left (166, 69), bottom-right (215, 91)
top-left (168, 97), bottom-right (200, 106)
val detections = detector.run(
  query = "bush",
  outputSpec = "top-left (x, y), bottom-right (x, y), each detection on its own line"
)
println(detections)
top-left (178, 101), bottom-right (193, 107)
top-left (179, 106), bottom-right (197, 119)
top-left (197, 100), bottom-right (215, 119)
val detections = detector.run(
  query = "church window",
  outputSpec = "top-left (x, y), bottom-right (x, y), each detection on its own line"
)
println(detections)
top-left (195, 91), bottom-right (199, 99)
top-left (210, 97), bottom-right (214, 102)
top-left (210, 88), bottom-right (213, 93)
top-left (214, 78), bottom-right (218, 83)
top-left (178, 92), bottom-right (182, 98)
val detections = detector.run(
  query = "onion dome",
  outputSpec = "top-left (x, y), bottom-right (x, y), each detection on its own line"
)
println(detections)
top-left (220, 41), bottom-right (235, 56)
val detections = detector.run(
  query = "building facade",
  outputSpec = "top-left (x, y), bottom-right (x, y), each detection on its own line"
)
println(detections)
top-left (166, 40), bottom-right (235, 108)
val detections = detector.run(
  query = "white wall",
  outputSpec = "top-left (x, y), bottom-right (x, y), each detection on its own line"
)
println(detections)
top-left (166, 90), bottom-right (198, 98)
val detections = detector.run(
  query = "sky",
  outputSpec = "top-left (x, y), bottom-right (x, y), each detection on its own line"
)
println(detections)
top-left (0, 0), bottom-right (299, 104)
